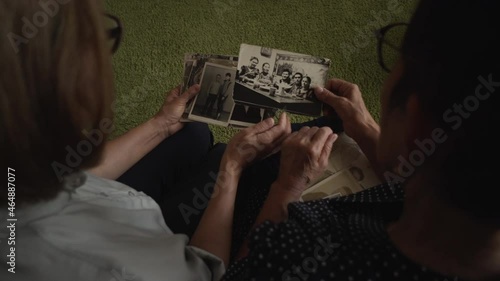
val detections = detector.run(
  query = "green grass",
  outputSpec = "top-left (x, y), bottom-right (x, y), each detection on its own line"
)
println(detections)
top-left (105, 0), bottom-right (417, 143)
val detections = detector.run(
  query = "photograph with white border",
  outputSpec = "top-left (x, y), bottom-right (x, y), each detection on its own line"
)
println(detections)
top-left (188, 63), bottom-right (236, 127)
top-left (181, 53), bottom-right (238, 122)
top-left (300, 169), bottom-right (361, 202)
top-left (234, 43), bottom-right (331, 116)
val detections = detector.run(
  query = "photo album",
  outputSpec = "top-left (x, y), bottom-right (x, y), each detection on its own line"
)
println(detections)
top-left (181, 44), bottom-right (331, 128)
top-left (180, 44), bottom-right (381, 199)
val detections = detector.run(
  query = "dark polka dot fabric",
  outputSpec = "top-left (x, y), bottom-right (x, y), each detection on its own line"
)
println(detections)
top-left (223, 184), bottom-right (463, 281)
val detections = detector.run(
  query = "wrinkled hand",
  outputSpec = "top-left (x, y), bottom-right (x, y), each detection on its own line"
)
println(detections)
top-left (314, 78), bottom-right (379, 140)
top-left (154, 84), bottom-right (200, 138)
top-left (222, 112), bottom-right (291, 173)
top-left (274, 126), bottom-right (338, 199)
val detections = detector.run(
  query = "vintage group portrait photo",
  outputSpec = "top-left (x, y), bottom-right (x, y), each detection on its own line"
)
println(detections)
top-left (233, 43), bottom-right (331, 117)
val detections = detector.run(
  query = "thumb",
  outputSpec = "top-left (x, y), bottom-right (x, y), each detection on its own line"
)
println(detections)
top-left (314, 86), bottom-right (343, 109)
top-left (249, 117), bottom-right (275, 134)
top-left (179, 84), bottom-right (201, 102)
top-left (319, 133), bottom-right (338, 164)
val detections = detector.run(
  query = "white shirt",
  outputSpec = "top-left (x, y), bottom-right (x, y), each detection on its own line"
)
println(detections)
top-left (0, 172), bottom-right (224, 281)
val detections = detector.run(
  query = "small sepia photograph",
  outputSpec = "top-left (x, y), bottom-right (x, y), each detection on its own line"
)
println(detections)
top-left (347, 157), bottom-right (382, 190)
top-left (188, 62), bottom-right (237, 127)
top-left (234, 43), bottom-right (331, 116)
top-left (300, 169), bottom-right (361, 202)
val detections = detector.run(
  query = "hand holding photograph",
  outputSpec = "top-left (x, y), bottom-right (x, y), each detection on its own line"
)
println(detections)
top-left (300, 133), bottom-right (382, 201)
top-left (179, 46), bottom-right (331, 128)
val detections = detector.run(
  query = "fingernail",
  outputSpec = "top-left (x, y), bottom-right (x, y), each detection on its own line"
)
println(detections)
top-left (315, 87), bottom-right (324, 94)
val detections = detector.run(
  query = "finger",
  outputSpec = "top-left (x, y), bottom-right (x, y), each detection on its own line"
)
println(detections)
top-left (259, 112), bottom-right (290, 145)
top-left (314, 86), bottom-right (344, 108)
top-left (326, 78), bottom-right (358, 95)
top-left (297, 126), bottom-right (310, 135)
top-left (310, 127), bottom-right (332, 159)
top-left (276, 111), bottom-right (290, 135)
top-left (249, 117), bottom-right (275, 134)
top-left (285, 113), bottom-right (292, 134)
top-left (319, 133), bottom-right (338, 164)
top-left (179, 84), bottom-right (201, 101)
top-left (170, 84), bottom-right (182, 96)
top-left (262, 114), bottom-right (291, 156)
top-left (283, 131), bottom-right (299, 145)
top-left (311, 127), bottom-right (333, 146)
top-left (304, 126), bottom-right (319, 139)
top-left (272, 111), bottom-right (286, 129)
top-left (270, 124), bottom-right (291, 147)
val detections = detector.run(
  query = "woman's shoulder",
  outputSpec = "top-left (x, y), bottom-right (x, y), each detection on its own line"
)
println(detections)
top-left (10, 172), bottom-right (225, 281)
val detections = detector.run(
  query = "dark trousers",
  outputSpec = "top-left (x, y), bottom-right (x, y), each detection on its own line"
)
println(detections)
top-left (117, 116), bottom-right (343, 238)
top-left (216, 96), bottom-right (226, 116)
top-left (202, 93), bottom-right (218, 116)
top-left (116, 122), bottom-right (223, 237)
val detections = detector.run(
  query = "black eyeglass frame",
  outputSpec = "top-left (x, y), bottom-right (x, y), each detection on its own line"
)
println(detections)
top-left (374, 22), bottom-right (409, 72)
top-left (105, 13), bottom-right (122, 54)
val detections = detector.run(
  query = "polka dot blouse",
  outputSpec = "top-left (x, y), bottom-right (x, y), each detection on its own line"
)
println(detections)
top-left (223, 184), bottom-right (462, 281)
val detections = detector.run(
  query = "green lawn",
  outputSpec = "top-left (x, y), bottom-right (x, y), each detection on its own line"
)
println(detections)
top-left (105, 0), bottom-right (417, 143)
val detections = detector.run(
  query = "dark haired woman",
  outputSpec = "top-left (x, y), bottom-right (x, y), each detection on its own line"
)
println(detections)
top-left (222, 0), bottom-right (500, 280)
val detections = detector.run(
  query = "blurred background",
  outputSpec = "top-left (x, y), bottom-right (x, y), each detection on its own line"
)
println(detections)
top-left (105, 0), bottom-right (417, 143)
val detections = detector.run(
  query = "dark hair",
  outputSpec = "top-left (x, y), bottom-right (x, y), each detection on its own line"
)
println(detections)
top-left (293, 72), bottom-right (303, 79)
top-left (0, 0), bottom-right (114, 205)
top-left (225, 73), bottom-right (231, 77)
top-left (250, 56), bottom-right (259, 63)
top-left (281, 69), bottom-right (290, 75)
top-left (262, 63), bottom-right (270, 68)
top-left (394, 0), bottom-right (499, 222)
top-left (302, 76), bottom-right (311, 84)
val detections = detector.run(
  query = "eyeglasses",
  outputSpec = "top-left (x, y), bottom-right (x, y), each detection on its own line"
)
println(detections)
top-left (374, 22), bottom-right (409, 72)
top-left (104, 13), bottom-right (122, 54)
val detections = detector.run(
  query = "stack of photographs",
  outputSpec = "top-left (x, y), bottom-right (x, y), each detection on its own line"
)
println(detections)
top-left (181, 53), bottom-right (239, 126)
top-left (299, 133), bottom-right (382, 201)
top-left (181, 44), bottom-right (331, 128)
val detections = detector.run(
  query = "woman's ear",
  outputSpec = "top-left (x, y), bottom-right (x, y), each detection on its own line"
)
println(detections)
top-left (404, 94), bottom-right (435, 149)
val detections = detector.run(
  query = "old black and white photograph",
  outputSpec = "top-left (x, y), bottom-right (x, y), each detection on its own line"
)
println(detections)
top-left (185, 53), bottom-right (239, 87)
top-left (188, 62), bottom-right (237, 126)
top-left (233, 44), bottom-right (331, 116)
top-left (181, 53), bottom-right (238, 121)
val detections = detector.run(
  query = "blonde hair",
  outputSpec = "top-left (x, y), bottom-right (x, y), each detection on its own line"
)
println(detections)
top-left (0, 0), bottom-right (115, 205)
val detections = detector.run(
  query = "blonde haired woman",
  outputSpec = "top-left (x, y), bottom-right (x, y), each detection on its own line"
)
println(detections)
top-left (0, 1), bottom-right (292, 280)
